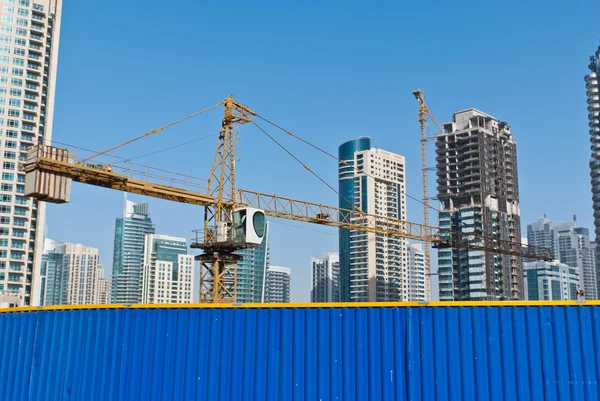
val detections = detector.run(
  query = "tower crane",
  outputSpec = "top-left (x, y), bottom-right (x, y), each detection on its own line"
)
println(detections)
top-left (412, 89), bottom-right (445, 301)
top-left (23, 95), bottom-right (552, 303)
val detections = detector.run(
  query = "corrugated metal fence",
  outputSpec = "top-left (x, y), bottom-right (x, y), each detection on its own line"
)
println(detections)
top-left (1, 304), bottom-right (599, 400)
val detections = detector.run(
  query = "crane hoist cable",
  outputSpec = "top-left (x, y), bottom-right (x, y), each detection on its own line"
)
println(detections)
top-left (77, 101), bottom-right (224, 165)
top-left (251, 121), bottom-right (363, 215)
top-left (50, 139), bottom-right (208, 183)
top-left (254, 113), bottom-right (442, 214)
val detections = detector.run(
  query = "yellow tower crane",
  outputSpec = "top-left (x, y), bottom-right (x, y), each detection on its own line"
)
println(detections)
top-left (23, 95), bottom-right (552, 302)
top-left (412, 89), bottom-right (446, 300)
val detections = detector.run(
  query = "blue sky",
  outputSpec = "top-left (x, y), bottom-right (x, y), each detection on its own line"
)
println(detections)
top-left (46, 0), bottom-right (600, 301)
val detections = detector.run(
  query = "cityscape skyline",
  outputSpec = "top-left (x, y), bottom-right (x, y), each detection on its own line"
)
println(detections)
top-left (37, 1), bottom-right (600, 303)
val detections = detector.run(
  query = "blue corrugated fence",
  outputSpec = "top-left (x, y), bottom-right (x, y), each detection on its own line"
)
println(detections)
top-left (0, 305), bottom-right (599, 400)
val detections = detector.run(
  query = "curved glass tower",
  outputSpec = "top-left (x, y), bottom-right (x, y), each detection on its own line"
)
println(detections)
top-left (338, 138), bottom-right (407, 302)
top-left (586, 46), bottom-right (600, 294)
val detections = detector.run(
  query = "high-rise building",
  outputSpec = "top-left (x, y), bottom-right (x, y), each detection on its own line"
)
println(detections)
top-left (0, 1), bottom-right (63, 306)
top-left (39, 238), bottom-right (64, 305)
top-left (95, 265), bottom-right (110, 304)
top-left (112, 199), bottom-right (155, 304)
top-left (310, 252), bottom-right (340, 302)
top-left (235, 221), bottom-right (269, 303)
top-left (527, 216), bottom-right (598, 299)
top-left (265, 265), bottom-right (291, 303)
top-left (523, 261), bottom-right (579, 300)
top-left (338, 137), bottom-right (407, 302)
top-left (586, 47), bottom-right (600, 293)
top-left (407, 243), bottom-right (427, 302)
top-left (141, 234), bottom-right (194, 304)
top-left (436, 109), bottom-right (521, 301)
top-left (39, 239), bottom-right (107, 306)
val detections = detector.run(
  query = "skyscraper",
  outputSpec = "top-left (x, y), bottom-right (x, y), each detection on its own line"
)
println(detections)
top-left (235, 221), bottom-right (269, 303)
top-left (39, 239), bottom-right (106, 306)
top-left (407, 243), bottom-right (427, 302)
top-left (112, 199), bottom-right (155, 304)
top-left (436, 109), bottom-right (521, 301)
top-left (338, 137), bottom-right (407, 302)
top-left (523, 261), bottom-right (579, 301)
top-left (265, 265), bottom-right (291, 303)
top-left (141, 234), bottom-right (194, 304)
top-left (586, 46), bottom-right (600, 293)
top-left (310, 252), bottom-right (340, 303)
top-left (527, 216), bottom-right (598, 299)
top-left (95, 265), bottom-right (110, 304)
top-left (0, 1), bottom-right (62, 306)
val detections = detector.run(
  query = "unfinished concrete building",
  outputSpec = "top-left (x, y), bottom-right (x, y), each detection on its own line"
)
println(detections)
top-left (436, 109), bottom-right (522, 301)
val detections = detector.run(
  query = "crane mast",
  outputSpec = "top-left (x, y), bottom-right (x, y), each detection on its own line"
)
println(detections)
top-left (412, 89), bottom-right (432, 301)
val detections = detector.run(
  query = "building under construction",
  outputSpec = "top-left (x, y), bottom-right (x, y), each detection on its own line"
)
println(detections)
top-left (436, 109), bottom-right (522, 301)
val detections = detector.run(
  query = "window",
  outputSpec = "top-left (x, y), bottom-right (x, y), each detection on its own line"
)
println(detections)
top-left (21, 123), bottom-right (33, 131)
top-left (5, 130), bottom-right (17, 138)
top-left (11, 68), bottom-right (22, 76)
top-left (0, 77), bottom-right (6, 84)
top-left (5, 140), bottom-right (15, 148)
top-left (2, 162), bottom-right (13, 171)
top-left (0, 217), bottom-right (9, 224)
top-left (17, 9), bottom-right (28, 16)
top-left (8, 99), bottom-right (19, 107)
top-left (0, 66), bottom-right (7, 74)
top-left (0, 88), bottom-right (5, 95)
top-left (0, 56), bottom-right (9, 64)
top-left (0, 194), bottom-right (11, 203)
top-left (0, 184), bottom-right (12, 191)
top-left (0, 36), bottom-right (9, 44)
top-left (14, 38), bottom-right (25, 46)
top-left (8, 109), bottom-right (19, 117)
top-left (5, 0), bottom-right (15, 4)
top-left (10, 78), bottom-right (21, 86)
top-left (9, 88), bottom-right (20, 96)
top-left (12, 58), bottom-right (23, 66)
top-left (2, 6), bottom-right (14, 14)
top-left (0, 46), bottom-right (9, 54)
top-left (2, 173), bottom-right (13, 181)
top-left (20, 133), bottom-right (32, 141)
top-left (1, 17), bottom-right (14, 25)
top-left (3, 151), bottom-right (15, 159)
top-left (19, 0), bottom-right (29, 6)
top-left (16, 174), bottom-right (23, 183)
top-left (6, 120), bottom-right (17, 128)
top-left (0, 27), bottom-right (12, 34)
top-left (16, 18), bottom-right (27, 27)
top-left (0, 206), bottom-right (11, 213)
top-left (12, 48), bottom-right (24, 56)
top-left (15, 28), bottom-right (26, 36)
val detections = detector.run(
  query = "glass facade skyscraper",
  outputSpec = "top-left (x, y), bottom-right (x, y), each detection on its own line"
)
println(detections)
top-left (0, 0), bottom-right (62, 306)
top-left (586, 46), bottom-right (600, 292)
top-left (112, 198), bottom-right (155, 304)
top-left (235, 221), bottom-right (269, 303)
top-left (338, 137), bottom-right (408, 302)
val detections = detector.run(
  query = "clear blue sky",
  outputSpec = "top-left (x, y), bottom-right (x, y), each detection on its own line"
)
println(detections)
top-left (46, 0), bottom-right (600, 302)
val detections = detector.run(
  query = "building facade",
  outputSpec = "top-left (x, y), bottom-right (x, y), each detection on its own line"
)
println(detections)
top-left (310, 252), bottom-right (340, 303)
top-left (0, 0), bottom-right (63, 306)
top-left (265, 265), bottom-right (291, 303)
top-left (95, 264), bottom-right (110, 304)
top-left (586, 47), bottom-right (600, 293)
top-left (527, 216), bottom-right (597, 299)
top-left (141, 234), bottom-right (194, 304)
top-left (112, 199), bottom-right (155, 304)
top-left (407, 243), bottom-right (427, 302)
top-left (338, 137), bottom-right (407, 302)
top-left (39, 239), bottom-right (107, 306)
top-left (437, 109), bottom-right (522, 301)
top-left (235, 221), bottom-right (269, 303)
top-left (523, 261), bottom-right (579, 301)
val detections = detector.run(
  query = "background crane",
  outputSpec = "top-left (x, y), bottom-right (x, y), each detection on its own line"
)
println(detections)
top-left (23, 95), bottom-right (552, 302)
top-left (412, 89), bottom-right (445, 301)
